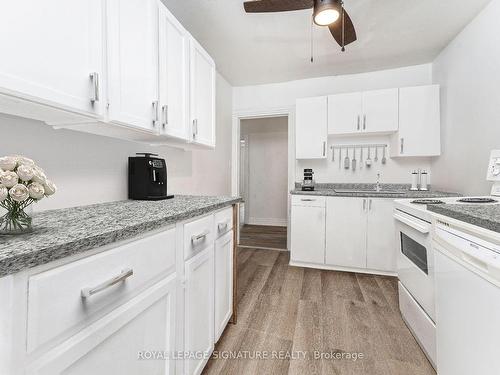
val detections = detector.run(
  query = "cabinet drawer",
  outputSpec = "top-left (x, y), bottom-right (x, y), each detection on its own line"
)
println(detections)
top-left (292, 195), bottom-right (326, 207)
top-left (27, 228), bottom-right (176, 353)
top-left (184, 214), bottom-right (215, 260)
top-left (214, 207), bottom-right (233, 238)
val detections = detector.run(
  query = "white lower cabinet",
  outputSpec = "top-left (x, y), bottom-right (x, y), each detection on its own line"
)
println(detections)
top-left (214, 230), bottom-right (233, 342)
top-left (184, 245), bottom-right (215, 375)
top-left (29, 275), bottom-right (177, 375)
top-left (366, 198), bottom-right (397, 271)
top-left (326, 197), bottom-right (367, 269)
top-left (290, 196), bottom-right (326, 265)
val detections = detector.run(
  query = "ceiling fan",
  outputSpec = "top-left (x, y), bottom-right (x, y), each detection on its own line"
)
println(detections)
top-left (243, 0), bottom-right (357, 52)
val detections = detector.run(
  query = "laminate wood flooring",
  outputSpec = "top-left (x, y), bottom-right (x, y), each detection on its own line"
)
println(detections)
top-left (239, 225), bottom-right (287, 250)
top-left (202, 249), bottom-right (435, 375)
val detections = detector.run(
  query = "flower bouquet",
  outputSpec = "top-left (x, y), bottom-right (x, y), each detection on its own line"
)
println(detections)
top-left (0, 156), bottom-right (56, 235)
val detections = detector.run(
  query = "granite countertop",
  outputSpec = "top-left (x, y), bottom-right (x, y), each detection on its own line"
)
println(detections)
top-left (0, 195), bottom-right (241, 277)
top-left (428, 204), bottom-right (500, 234)
top-left (291, 183), bottom-right (461, 199)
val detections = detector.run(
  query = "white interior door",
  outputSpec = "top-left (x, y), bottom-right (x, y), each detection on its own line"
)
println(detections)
top-left (326, 197), bottom-right (367, 269)
top-left (106, 0), bottom-right (159, 131)
top-left (214, 231), bottom-right (233, 342)
top-left (0, 0), bottom-right (104, 116)
top-left (291, 205), bottom-right (326, 264)
top-left (327, 92), bottom-right (362, 134)
top-left (361, 89), bottom-right (399, 133)
top-left (158, 5), bottom-right (189, 140)
top-left (184, 246), bottom-right (215, 375)
top-left (28, 276), bottom-right (177, 375)
top-left (295, 96), bottom-right (327, 159)
top-left (366, 199), bottom-right (397, 272)
top-left (190, 39), bottom-right (216, 147)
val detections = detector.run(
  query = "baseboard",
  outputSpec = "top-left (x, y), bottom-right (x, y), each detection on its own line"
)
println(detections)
top-left (288, 260), bottom-right (397, 277)
top-left (247, 217), bottom-right (287, 226)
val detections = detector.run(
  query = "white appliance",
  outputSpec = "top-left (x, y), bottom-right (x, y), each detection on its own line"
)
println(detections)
top-left (433, 219), bottom-right (500, 375)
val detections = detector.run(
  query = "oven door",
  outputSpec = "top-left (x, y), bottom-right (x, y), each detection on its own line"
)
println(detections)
top-left (394, 209), bottom-right (435, 322)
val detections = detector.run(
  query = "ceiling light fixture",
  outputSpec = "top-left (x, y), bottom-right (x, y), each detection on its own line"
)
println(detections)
top-left (313, 0), bottom-right (340, 26)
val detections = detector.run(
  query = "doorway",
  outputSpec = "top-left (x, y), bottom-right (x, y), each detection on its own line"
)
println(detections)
top-left (238, 116), bottom-right (288, 250)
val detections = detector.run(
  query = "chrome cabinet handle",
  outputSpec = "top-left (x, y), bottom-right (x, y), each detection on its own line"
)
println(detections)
top-left (363, 115), bottom-right (366, 130)
top-left (193, 119), bottom-right (198, 137)
top-left (218, 220), bottom-right (230, 231)
top-left (161, 105), bottom-right (168, 128)
top-left (369, 199), bottom-right (372, 211)
top-left (363, 199), bottom-right (366, 211)
top-left (357, 115), bottom-right (360, 131)
top-left (400, 138), bottom-right (404, 154)
top-left (322, 141), bottom-right (326, 157)
top-left (301, 198), bottom-right (315, 201)
top-left (191, 229), bottom-right (209, 243)
top-left (81, 268), bottom-right (133, 298)
top-left (89, 72), bottom-right (99, 103)
top-left (152, 101), bottom-right (159, 127)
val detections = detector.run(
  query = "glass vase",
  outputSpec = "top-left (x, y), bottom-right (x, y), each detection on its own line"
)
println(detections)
top-left (0, 203), bottom-right (33, 235)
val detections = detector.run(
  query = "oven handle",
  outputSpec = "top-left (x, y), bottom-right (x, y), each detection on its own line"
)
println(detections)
top-left (393, 211), bottom-right (430, 234)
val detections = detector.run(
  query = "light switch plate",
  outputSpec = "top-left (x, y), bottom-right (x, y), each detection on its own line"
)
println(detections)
top-left (486, 150), bottom-right (500, 182)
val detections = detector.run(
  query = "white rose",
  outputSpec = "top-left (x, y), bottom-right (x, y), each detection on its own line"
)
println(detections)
top-left (9, 184), bottom-right (29, 202)
top-left (44, 180), bottom-right (57, 196)
top-left (31, 168), bottom-right (47, 185)
top-left (0, 156), bottom-right (17, 171)
top-left (1, 171), bottom-right (19, 188)
top-left (16, 165), bottom-right (35, 182)
top-left (28, 182), bottom-right (45, 200)
top-left (16, 156), bottom-right (35, 167)
top-left (0, 185), bottom-right (8, 202)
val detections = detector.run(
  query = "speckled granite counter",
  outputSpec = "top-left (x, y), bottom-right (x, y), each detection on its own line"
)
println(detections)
top-left (0, 195), bottom-right (241, 277)
top-left (291, 183), bottom-right (460, 199)
top-left (428, 204), bottom-right (500, 233)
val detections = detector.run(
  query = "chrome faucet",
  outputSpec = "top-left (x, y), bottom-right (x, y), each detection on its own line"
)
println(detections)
top-left (376, 173), bottom-right (381, 192)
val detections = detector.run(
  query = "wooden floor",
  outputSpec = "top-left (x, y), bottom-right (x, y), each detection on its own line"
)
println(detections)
top-left (203, 248), bottom-right (435, 375)
top-left (239, 225), bottom-right (287, 250)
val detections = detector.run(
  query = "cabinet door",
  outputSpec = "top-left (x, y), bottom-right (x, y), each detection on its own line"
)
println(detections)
top-left (394, 85), bottom-right (441, 157)
top-left (0, 0), bottom-right (104, 116)
top-left (28, 275), bottom-right (177, 375)
top-left (291, 205), bottom-right (326, 264)
top-left (185, 246), bottom-right (215, 375)
top-left (327, 92), bottom-right (362, 135)
top-left (158, 5), bottom-right (189, 141)
top-left (214, 231), bottom-right (233, 342)
top-left (326, 198), bottom-right (367, 269)
top-left (366, 199), bottom-right (397, 272)
top-left (107, 0), bottom-right (159, 131)
top-left (362, 88), bottom-right (399, 133)
top-left (190, 39), bottom-right (216, 148)
top-left (296, 96), bottom-right (328, 159)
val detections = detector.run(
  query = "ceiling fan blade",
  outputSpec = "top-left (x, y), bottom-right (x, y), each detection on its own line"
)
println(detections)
top-left (244, 0), bottom-right (313, 13)
top-left (328, 8), bottom-right (357, 47)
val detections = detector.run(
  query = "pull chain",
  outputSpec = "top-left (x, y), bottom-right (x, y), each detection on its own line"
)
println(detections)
top-left (310, 15), bottom-right (314, 63)
top-left (341, 1), bottom-right (345, 52)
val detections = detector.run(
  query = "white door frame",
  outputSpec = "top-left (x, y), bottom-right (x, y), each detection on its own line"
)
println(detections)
top-left (231, 106), bottom-right (295, 250)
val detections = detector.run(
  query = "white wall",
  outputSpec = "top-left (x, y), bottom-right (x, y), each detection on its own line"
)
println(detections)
top-left (432, 0), bottom-right (500, 195)
top-left (234, 64), bottom-right (434, 186)
top-left (0, 73), bottom-right (233, 211)
top-left (241, 117), bottom-right (288, 226)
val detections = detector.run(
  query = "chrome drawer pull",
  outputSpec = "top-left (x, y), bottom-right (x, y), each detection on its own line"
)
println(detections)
top-left (300, 198), bottom-right (315, 202)
top-left (81, 268), bottom-right (134, 298)
top-left (191, 230), bottom-right (210, 243)
top-left (218, 221), bottom-right (230, 231)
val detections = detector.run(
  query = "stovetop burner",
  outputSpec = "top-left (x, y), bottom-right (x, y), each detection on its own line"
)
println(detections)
top-left (457, 197), bottom-right (498, 203)
top-left (411, 199), bottom-right (446, 205)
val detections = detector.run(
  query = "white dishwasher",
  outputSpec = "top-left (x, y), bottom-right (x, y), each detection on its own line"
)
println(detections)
top-left (433, 220), bottom-right (500, 375)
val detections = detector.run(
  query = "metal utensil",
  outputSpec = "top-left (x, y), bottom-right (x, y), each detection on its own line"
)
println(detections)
top-left (381, 146), bottom-right (387, 165)
top-left (366, 147), bottom-right (372, 167)
top-left (360, 147), bottom-right (364, 169)
top-left (332, 147), bottom-right (335, 162)
top-left (344, 147), bottom-right (350, 169)
top-left (339, 148), bottom-right (342, 169)
top-left (352, 147), bottom-right (357, 171)
top-left (374, 146), bottom-right (379, 162)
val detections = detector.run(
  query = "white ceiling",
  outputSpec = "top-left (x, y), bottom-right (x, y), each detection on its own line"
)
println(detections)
top-left (161, 0), bottom-right (492, 86)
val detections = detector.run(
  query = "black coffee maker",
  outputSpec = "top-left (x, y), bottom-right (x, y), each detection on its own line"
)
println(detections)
top-left (128, 153), bottom-right (174, 200)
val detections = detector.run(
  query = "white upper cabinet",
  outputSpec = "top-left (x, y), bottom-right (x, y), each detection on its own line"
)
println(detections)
top-left (190, 39), bottom-right (216, 148)
top-left (361, 88), bottom-right (399, 134)
top-left (391, 85), bottom-right (441, 157)
top-left (106, 0), bottom-right (159, 132)
top-left (0, 0), bottom-right (104, 117)
top-left (158, 6), bottom-right (190, 141)
top-left (296, 96), bottom-right (328, 159)
top-left (328, 92), bottom-right (362, 134)
top-left (328, 89), bottom-right (398, 135)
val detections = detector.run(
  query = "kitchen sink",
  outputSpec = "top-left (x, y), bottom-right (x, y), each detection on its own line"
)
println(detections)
top-left (334, 189), bottom-right (407, 195)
